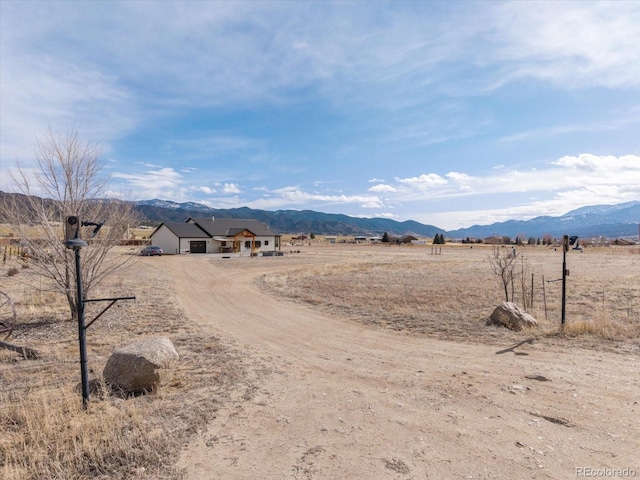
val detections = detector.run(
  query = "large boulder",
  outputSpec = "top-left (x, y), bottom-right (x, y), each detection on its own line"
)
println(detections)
top-left (489, 302), bottom-right (538, 331)
top-left (103, 337), bottom-right (179, 393)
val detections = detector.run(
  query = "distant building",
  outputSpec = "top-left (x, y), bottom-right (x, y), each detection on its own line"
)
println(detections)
top-left (151, 217), bottom-right (281, 255)
top-left (397, 235), bottom-right (418, 244)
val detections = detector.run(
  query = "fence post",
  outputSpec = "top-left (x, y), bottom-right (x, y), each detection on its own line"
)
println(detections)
top-left (542, 275), bottom-right (548, 322)
top-left (531, 273), bottom-right (534, 311)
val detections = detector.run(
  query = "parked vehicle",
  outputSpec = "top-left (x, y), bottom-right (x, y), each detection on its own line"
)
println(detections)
top-left (140, 246), bottom-right (163, 256)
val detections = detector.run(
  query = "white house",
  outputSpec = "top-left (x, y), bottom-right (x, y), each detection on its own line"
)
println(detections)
top-left (150, 217), bottom-right (281, 255)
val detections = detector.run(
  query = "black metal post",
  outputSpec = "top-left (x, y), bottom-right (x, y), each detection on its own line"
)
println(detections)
top-left (65, 216), bottom-right (113, 409)
top-left (74, 245), bottom-right (90, 408)
top-left (561, 235), bottom-right (568, 327)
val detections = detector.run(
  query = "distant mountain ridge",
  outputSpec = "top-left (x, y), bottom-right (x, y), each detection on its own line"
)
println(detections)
top-left (136, 199), bottom-right (640, 239)
top-left (135, 199), bottom-right (444, 237)
top-left (447, 201), bottom-right (640, 239)
top-left (1, 191), bottom-right (637, 239)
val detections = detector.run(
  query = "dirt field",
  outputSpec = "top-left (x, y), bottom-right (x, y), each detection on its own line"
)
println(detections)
top-left (2, 243), bottom-right (639, 479)
top-left (157, 244), bottom-right (639, 479)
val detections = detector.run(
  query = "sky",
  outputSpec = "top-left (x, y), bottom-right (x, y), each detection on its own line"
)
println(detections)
top-left (1, 1), bottom-right (639, 230)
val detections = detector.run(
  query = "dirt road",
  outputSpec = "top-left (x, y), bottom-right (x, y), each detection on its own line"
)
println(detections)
top-left (158, 253), bottom-right (638, 479)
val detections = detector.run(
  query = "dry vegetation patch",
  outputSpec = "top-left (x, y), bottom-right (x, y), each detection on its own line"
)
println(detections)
top-left (1, 243), bottom-right (638, 478)
top-left (1, 250), bottom-right (248, 479)
top-left (258, 244), bottom-right (640, 348)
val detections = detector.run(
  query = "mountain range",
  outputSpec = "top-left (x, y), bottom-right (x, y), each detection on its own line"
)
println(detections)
top-left (135, 200), bottom-right (445, 237)
top-left (446, 201), bottom-right (640, 239)
top-left (0, 191), bottom-right (637, 239)
top-left (135, 199), bottom-right (640, 239)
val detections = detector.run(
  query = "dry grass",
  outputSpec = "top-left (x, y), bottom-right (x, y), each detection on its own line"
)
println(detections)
top-left (0, 250), bottom-right (249, 480)
top-left (1, 243), bottom-right (638, 478)
top-left (129, 227), bottom-right (153, 240)
top-left (1, 385), bottom-right (168, 479)
top-left (561, 311), bottom-right (636, 339)
top-left (258, 244), bottom-right (640, 348)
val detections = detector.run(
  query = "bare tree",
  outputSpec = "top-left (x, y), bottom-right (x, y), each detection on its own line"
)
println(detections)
top-left (488, 245), bottom-right (535, 309)
top-left (1, 127), bottom-right (138, 320)
top-left (488, 246), bottom-right (519, 302)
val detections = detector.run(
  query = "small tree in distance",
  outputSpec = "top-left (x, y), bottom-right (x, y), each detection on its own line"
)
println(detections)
top-left (488, 246), bottom-right (518, 303)
top-left (0, 127), bottom-right (138, 320)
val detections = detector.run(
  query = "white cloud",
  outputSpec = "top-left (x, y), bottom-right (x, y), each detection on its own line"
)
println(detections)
top-left (492, 2), bottom-right (640, 89)
top-left (137, 162), bottom-right (164, 168)
top-left (369, 184), bottom-right (396, 193)
top-left (251, 186), bottom-right (384, 210)
top-left (222, 183), bottom-right (241, 194)
top-left (360, 198), bottom-right (385, 209)
top-left (433, 181), bottom-right (638, 230)
top-left (195, 186), bottom-right (217, 195)
top-left (500, 108), bottom-right (640, 144)
top-left (385, 154), bottom-right (640, 201)
top-left (445, 172), bottom-right (473, 183)
top-left (396, 173), bottom-right (448, 188)
top-left (112, 167), bottom-right (184, 199)
top-left (5, 1), bottom-right (636, 157)
top-left (553, 153), bottom-right (640, 171)
top-left (0, 52), bottom-right (139, 165)
top-left (363, 153), bottom-right (640, 229)
top-left (2, 2), bottom-right (638, 232)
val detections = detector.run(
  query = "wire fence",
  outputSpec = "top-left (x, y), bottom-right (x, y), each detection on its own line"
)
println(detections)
top-left (2, 244), bottom-right (30, 263)
top-left (503, 249), bottom-right (640, 329)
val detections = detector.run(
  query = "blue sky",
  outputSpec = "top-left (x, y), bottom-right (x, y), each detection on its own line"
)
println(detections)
top-left (1, 1), bottom-right (639, 230)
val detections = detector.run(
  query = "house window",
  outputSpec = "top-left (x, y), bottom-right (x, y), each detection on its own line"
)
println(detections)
top-left (245, 240), bottom-right (251, 249)
top-left (265, 240), bottom-right (269, 246)
top-left (255, 241), bottom-right (261, 248)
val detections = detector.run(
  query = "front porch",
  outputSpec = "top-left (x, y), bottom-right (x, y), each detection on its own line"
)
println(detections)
top-left (213, 229), bottom-right (257, 255)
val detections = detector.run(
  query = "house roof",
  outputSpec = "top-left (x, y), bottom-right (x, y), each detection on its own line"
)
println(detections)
top-left (188, 217), bottom-right (280, 237)
top-left (227, 227), bottom-right (252, 236)
top-left (156, 222), bottom-right (210, 238)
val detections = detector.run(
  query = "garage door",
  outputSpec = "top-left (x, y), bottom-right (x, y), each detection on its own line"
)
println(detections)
top-left (189, 241), bottom-right (206, 253)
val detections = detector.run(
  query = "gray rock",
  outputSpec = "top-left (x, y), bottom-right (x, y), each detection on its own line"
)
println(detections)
top-left (489, 302), bottom-right (538, 331)
top-left (103, 337), bottom-right (179, 393)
